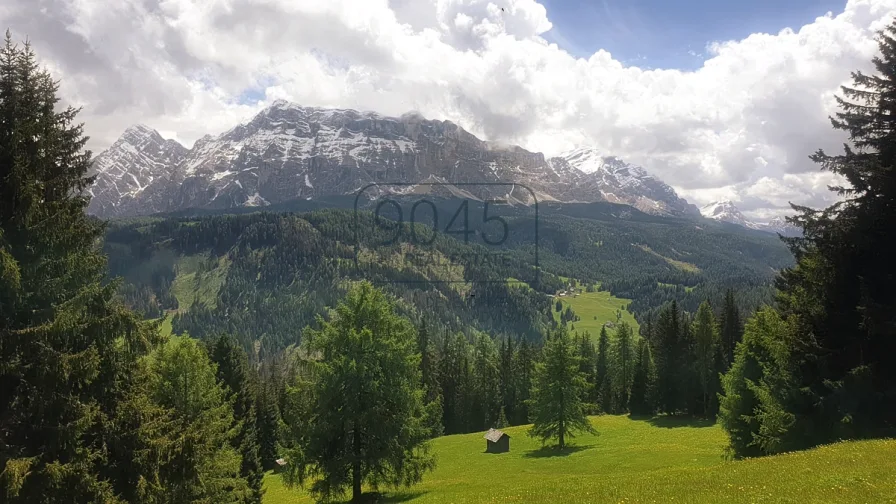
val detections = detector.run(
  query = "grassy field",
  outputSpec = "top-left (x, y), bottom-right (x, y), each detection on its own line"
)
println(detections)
top-left (169, 253), bottom-right (229, 310)
top-left (262, 415), bottom-right (896, 504)
top-left (636, 245), bottom-right (701, 273)
top-left (157, 313), bottom-right (173, 337)
top-left (553, 290), bottom-right (640, 338)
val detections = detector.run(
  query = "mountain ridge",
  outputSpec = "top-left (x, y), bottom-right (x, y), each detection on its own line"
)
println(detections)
top-left (86, 101), bottom-right (701, 219)
top-left (700, 200), bottom-right (801, 236)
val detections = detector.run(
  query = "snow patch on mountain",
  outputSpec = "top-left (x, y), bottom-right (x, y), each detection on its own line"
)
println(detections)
top-left (701, 200), bottom-right (801, 236)
top-left (87, 102), bottom-right (703, 219)
top-left (555, 147), bottom-right (700, 217)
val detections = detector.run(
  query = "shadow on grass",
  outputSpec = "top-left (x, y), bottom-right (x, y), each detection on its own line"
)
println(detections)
top-left (523, 443), bottom-right (596, 458)
top-left (628, 414), bottom-right (716, 429)
top-left (339, 491), bottom-right (428, 503)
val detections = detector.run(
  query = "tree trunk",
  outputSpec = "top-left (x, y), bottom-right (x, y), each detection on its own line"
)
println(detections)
top-left (353, 424), bottom-right (362, 502)
top-left (559, 419), bottom-right (565, 450)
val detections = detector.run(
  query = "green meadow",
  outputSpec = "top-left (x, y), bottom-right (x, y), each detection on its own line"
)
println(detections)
top-left (262, 415), bottom-right (896, 504)
top-left (553, 289), bottom-right (640, 338)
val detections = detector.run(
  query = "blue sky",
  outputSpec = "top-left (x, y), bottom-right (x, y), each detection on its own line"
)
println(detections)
top-left (540, 0), bottom-right (847, 69)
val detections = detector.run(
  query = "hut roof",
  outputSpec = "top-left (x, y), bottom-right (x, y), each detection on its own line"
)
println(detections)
top-left (484, 428), bottom-right (509, 442)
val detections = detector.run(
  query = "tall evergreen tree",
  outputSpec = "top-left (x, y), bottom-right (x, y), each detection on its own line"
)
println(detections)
top-left (692, 302), bottom-right (720, 417)
top-left (437, 331), bottom-right (467, 434)
top-left (499, 337), bottom-right (517, 424)
top-left (471, 332), bottom-right (501, 430)
top-left (147, 335), bottom-right (249, 502)
top-left (513, 338), bottom-right (535, 425)
top-left (282, 282), bottom-right (435, 503)
top-left (256, 380), bottom-right (282, 470)
top-left (718, 289), bottom-right (742, 367)
top-left (653, 301), bottom-right (682, 414)
top-left (613, 322), bottom-right (635, 411)
top-left (0, 32), bottom-right (160, 502)
top-left (680, 312), bottom-right (700, 415)
top-left (527, 326), bottom-right (597, 449)
top-left (641, 313), bottom-right (654, 342)
top-left (772, 19), bottom-right (896, 448)
top-left (718, 309), bottom-right (798, 458)
top-left (629, 338), bottom-right (655, 416)
top-left (595, 326), bottom-right (611, 412)
top-left (417, 319), bottom-right (438, 400)
top-left (416, 320), bottom-right (444, 437)
top-left (210, 335), bottom-right (264, 503)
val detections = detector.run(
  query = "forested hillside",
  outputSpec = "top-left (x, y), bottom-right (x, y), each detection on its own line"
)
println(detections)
top-left (103, 199), bottom-right (792, 360)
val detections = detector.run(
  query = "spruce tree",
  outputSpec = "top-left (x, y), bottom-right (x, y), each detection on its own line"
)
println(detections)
top-left (718, 289), bottom-right (742, 367)
top-left (577, 333), bottom-right (595, 376)
top-left (256, 381), bottom-right (282, 470)
top-left (513, 338), bottom-right (534, 425)
top-left (527, 326), bottom-right (597, 449)
top-left (417, 319), bottom-right (439, 400)
top-left (653, 301), bottom-right (682, 414)
top-left (471, 332), bottom-right (501, 430)
top-left (692, 301), bottom-right (720, 417)
top-left (499, 337), bottom-right (517, 424)
top-left (595, 326), bottom-right (611, 412)
top-left (613, 322), bottom-right (634, 411)
top-left (0, 32), bottom-right (158, 502)
top-left (718, 309), bottom-right (798, 458)
top-left (147, 336), bottom-right (248, 502)
top-left (210, 335), bottom-right (264, 503)
top-left (416, 320), bottom-right (444, 437)
top-left (773, 18), bottom-right (896, 446)
top-left (629, 338), bottom-right (655, 416)
top-left (680, 311), bottom-right (702, 415)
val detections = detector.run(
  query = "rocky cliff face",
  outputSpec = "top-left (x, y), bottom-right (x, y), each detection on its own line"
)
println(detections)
top-left (87, 100), bottom-right (699, 219)
top-left (87, 125), bottom-right (188, 217)
top-left (552, 148), bottom-right (701, 217)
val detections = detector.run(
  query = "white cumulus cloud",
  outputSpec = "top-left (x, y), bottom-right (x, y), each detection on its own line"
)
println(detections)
top-left (2, 0), bottom-right (895, 219)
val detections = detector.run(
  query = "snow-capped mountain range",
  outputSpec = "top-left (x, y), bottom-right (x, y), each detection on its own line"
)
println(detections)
top-left (700, 200), bottom-right (801, 236)
top-left (87, 100), bottom-right (697, 219)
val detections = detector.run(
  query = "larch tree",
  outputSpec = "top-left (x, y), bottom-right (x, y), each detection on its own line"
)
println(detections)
top-left (527, 325), bottom-right (597, 449)
top-left (281, 282), bottom-right (436, 503)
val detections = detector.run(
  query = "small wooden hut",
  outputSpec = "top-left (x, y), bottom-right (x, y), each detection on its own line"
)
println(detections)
top-left (274, 458), bottom-right (287, 473)
top-left (484, 428), bottom-right (510, 453)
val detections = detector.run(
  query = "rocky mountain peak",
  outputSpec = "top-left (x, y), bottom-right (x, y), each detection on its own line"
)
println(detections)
top-left (700, 200), bottom-right (747, 224)
top-left (553, 148), bottom-right (699, 216)
top-left (87, 101), bottom-right (703, 220)
top-left (87, 125), bottom-right (187, 217)
top-left (700, 200), bottom-right (801, 236)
